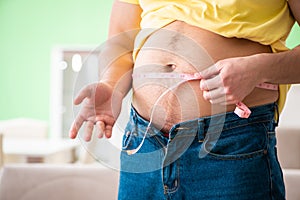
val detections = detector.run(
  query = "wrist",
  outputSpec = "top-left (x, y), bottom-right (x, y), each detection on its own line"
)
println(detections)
top-left (252, 53), bottom-right (278, 84)
top-left (100, 78), bottom-right (131, 98)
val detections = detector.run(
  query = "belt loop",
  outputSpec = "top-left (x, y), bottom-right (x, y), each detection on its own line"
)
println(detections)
top-left (274, 102), bottom-right (279, 127)
top-left (197, 119), bottom-right (205, 142)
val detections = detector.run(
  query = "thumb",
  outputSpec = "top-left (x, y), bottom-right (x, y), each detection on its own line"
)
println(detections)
top-left (73, 85), bottom-right (93, 105)
top-left (199, 64), bottom-right (220, 79)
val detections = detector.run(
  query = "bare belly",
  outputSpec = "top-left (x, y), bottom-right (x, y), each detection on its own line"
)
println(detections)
top-left (132, 21), bottom-right (278, 132)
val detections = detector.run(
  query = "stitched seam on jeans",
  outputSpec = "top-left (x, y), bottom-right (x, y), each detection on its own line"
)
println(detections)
top-left (203, 122), bottom-right (269, 160)
top-left (204, 148), bottom-right (266, 160)
top-left (206, 119), bottom-right (271, 135)
top-left (266, 133), bottom-right (273, 199)
top-left (164, 161), bottom-right (180, 194)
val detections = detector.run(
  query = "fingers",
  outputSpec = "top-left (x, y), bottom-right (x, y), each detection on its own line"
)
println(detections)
top-left (200, 72), bottom-right (226, 104)
top-left (199, 64), bottom-right (220, 79)
top-left (84, 121), bottom-right (94, 141)
top-left (69, 115), bottom-right (85, 139)
top-left (202, 87), bottom-right (225, 101)
top-left (203, 89), bottom-right (238, 105)
top-left (73, 85), bottom-right (92, 105)
top-left (71, 119), bottom-right (114, 141)
top-left (200, 64), bottom-right (229, 105)
top-left (200, 75), bottom-right (222, 91)
top-left (95, 122), bottom-right (113, 139)
top-left (105, 125), bottom-right (113, 138)
top-left (96, 121), bottom-right (105, 138)
top-left (83, 120), bottom-right (114, 140)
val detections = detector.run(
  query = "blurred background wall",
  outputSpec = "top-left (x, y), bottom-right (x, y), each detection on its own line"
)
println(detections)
top-left (0, 0), bottom-right (113, 120)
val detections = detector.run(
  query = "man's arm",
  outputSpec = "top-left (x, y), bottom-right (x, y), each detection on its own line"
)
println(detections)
top-left (99, 0), bottom-right (142, 96)
top-left (69, 1), bottom-right (142, 139)
top-left (289, 0), bottom-right (300, 23)
top-left (259, 0), bottom-right (300, 84)
top-left (257, 0), bottom-right (300, 84)
top-left (199, 1), bottom-right (300, 105)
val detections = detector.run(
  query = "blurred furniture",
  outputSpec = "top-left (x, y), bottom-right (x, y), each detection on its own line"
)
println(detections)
top-left (0, 118), bottom-right (80, 164)
top-left (0, 127), bottom-right (298, 200)
top-left (0, 164), bottom-right (119, 200)
top-left (277, 127), bottom-right (300, 200)
top-left (0, 118), bottom-right (48, 139)
top-left (3, 138), bottom-right (79, 164)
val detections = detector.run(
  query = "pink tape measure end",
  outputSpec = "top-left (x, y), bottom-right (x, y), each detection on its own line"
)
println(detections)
top-left (234, 102), bottom-right (251, 118)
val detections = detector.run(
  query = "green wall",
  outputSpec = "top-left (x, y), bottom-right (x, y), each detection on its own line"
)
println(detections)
top-left (0, 0), bottom-right (113, 120)
top-left (287, 24), bottom-right (300, 48)
top-left (0, 1), bottom-right (300, 121)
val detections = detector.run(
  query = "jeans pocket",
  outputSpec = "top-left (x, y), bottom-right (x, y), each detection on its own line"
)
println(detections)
top-left (203, 121), bottom-right (269, 160)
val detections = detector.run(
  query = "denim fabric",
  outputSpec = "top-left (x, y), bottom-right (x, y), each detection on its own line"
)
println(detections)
top-left (118, 103), bottom-right (285, 200)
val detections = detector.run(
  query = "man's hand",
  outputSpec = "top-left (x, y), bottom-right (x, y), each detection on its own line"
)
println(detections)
top-left (69, 82), bottom-right (123, 141)
top-left (199, 56), bottom-right (260, 105)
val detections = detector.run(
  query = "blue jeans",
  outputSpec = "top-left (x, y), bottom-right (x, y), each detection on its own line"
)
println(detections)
top-left (118, 103), bottom-right (285, 200)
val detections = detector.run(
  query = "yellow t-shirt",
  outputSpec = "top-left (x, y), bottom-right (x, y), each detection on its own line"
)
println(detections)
top-left (119, 0), bottom-right (295, 113)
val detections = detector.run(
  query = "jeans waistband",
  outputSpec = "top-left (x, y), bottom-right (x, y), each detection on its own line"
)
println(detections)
top-left (130, 103), bottom-right (277, 140)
